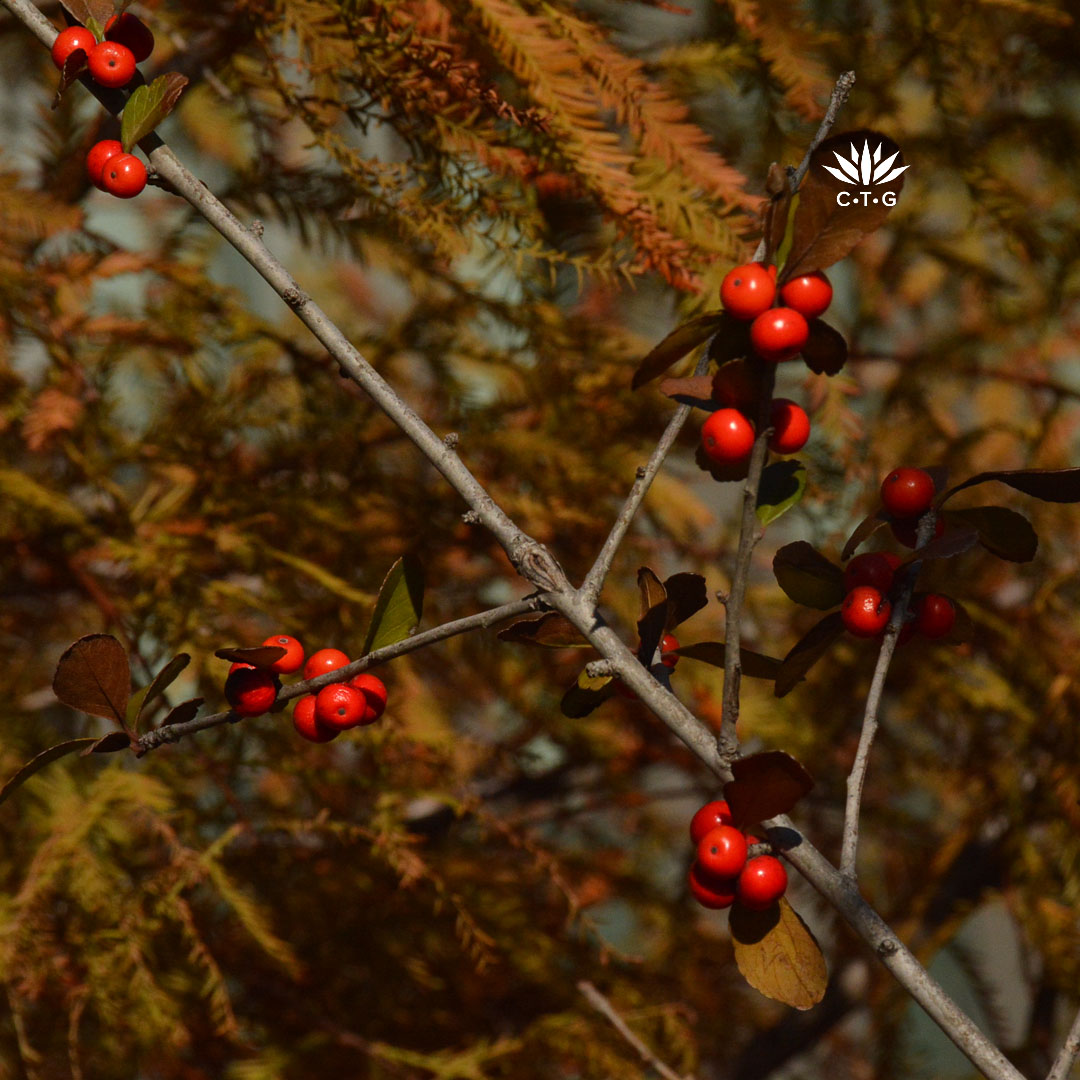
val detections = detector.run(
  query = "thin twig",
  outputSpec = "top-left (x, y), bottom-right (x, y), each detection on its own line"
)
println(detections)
top-left (1047, 1000), bottom-right (1080, 1080)
top-left (134, 597), bottom-right (542, 752)
top-left (839, 511), bottom-right (934, 878)
top-left (792, 71), bottom-right (857, 190)
top-left (578, 981), bottom-right (692, 1080)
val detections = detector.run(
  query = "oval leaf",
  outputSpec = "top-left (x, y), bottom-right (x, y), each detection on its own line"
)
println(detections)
top-left (53, 47), bottom-right (90, 107)
top-left (637, 567), bottom-right (668, 619)
top-left (61, 0), bottom-right (114, 24)
top-left (657, 374), bottom-right (716, 408)
top-left (841, 510), bottom-right (890, 560)
top-left (756, 461), bottom-right (807, 526)
top-left (159, 697), bottom-right (204, 727)
top-left (0, 739), bottom-right (99, 807)
top-left (131, 653), bottom-right (191, 729)
top-left (121, 73), bottom-right (189, 153)
top-left (663, 572), bottom-right (708, 631)
top-left (730, 898), bottom-right (828, 1010)
top-left (775, 612), bottom-right (845, 697)
top-left (53, 634), bottom-right (131, 726)
top-left (762, 162), bottom-right (793, 264)
top-left (724, 750), bottom-right (814, 828)
top-left (782, 130), bottom-right (906, 281)
top-left (497, 612), bottom-right (590, 647)
top-left (773, 542), bottom-right (845, 610)
top-left (898, 520), bottom-right (980, 561)
top-left (560, 670), bottom-right (615, 718)
top-left (801, 319), bottom-right (847, 376)
top-left (946, 506), bottom-right (1039, 562)
top-left (942, 467), bottom-right (1080, 505)
top-left (363, 555), bottom-right (425, 655)
top-left (669, 642), bottom-right (781, 680)
top-left (83, 731), bottom-right (133, 756)
top-left (631, 313), bottom-right (726, 389)
top-left (214, 645), bottom-right (286, 668)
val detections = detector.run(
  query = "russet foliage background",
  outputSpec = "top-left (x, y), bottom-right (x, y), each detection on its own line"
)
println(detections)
top-left (0, 0), bottom-right (1079, 1077)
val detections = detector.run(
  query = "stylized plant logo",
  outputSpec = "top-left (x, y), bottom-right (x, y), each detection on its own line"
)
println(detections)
top-left (824, 140), bottom-right (907, 207)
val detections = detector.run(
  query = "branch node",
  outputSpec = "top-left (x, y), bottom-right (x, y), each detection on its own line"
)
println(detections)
top-left (586, 660), bottom-right (615, 678)
top-left (462, 510), bottom-right (480, 525)
top-left (876, 938), bottom-right (899, 958)
top-left (443, 432), bottom-right (459, 450)
top-left (281, 286), bottom-right (308, 309)
top-left (248, 219), bottom-right (264, 237)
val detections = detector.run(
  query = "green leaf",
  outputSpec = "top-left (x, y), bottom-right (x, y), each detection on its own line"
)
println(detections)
top-left (53, 635), bottom-right (131, 727)
top-left (129, 653), bottom-right (191, 730)
top-left (670, 642), bottom-right (781, 680)
top-left (121, 73), bottom-right (189, 152)
top-left (774, 612), bottom-right (845, 697)
top-left (631, 314), bottom-right (726, 389)
top-left (0, 739), bottom-right (99, 807)
top-left (773, 542), bottom-right (845, 610)
top-left (560, 669), bottom-right (614, 718)
top-left (946, 506), bottom-right (1038, 562)
top-left (362, 555), bottom-right (425, 656)
top-left (942, 467), bottom-right (1080, 504)
top-left (724, 751), bottom-right (815, 828)
top-left (756, 461), bottom-right (807, 526)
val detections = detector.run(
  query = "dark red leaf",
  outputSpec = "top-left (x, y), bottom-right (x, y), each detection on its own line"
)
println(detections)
top-left (53, 634), bottom-right (131, 726)
top-left (945, 507), bottom-right (1038, 562)
top-left (841, 510), bottom-right (891, 560)
top-left (724, 750), bottom-right (814, 828)
top-left (0, 739), bottom-right (99, 807)
top-left (631, 314), bottom-right (726, 389)
top-left (801, 319), bottom-right (847, 376)
top-left (773, 542), bottom-right (845, 610)
top-left (775, 612), bottom-right (845, 697)
top-left (657, 374), bottom-right (716, 407)
top-left (762, 163), bottom-right (793, 265)
top-left (214, 645), bottom-right (287, 668)
top-left (497, 613), bottom-right (590, 647)
top-left (942, 467), bottom-right (1080, 505)
top-left (662, 573), bottom-right (708, 630)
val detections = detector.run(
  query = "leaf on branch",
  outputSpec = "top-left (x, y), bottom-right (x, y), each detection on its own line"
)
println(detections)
top-left (214, 646), bottom-right (286, 668)
top-left (942, 466), bottom-right (1080, 504)
top-left (731, 897), bottom-right (828, 1010)
top-left (497, 613), bottom-right (590, 647)
top-left (724, 750), bottom-right (814, 828)
top-left (0, 739), bottom-right (100, 807)
top-left (782, 130), bottom-right (907, 281)
top-left (81, 731), bottom-right (132, 756)
top-left (657, 374), bottom-right (716, 408)
top-left (756, 461), bottom-right (807, 526)
top-left (663, 573), bottom-right (708, 630)
top-left (121, 73), bottom-right (189, 153)
top-left (631, 313), bottom-right (726, 389)
top-left (60, 0), bottom-right (114, 27)
top-left (899, 521), bottom-right (979, 561)
top-left (362, 555), bottom-right (425, 655)
top-left (773, 542), bottom-right (845, 610)
top-left (53, 48), bottom-right (90, 108)
top-left (128, 653), bottom-right (191, 730)
top-left (761, 162), bottom-right (793, 265)
top-left (670, 642), bottom-right (780, 680)
top-left (159, 698), bottom-right (204, 727)
top-left (706, 318), bottom-right (753, 367)
top-left (774, 612), bottom-right (845, 697)
top-left (841, 510), bottom-right (890, 560)
top-left (637, 567), bottom-right (667, 620)
top-left (801, 319), bottom-right (847, 376)
top-left (560, 670), bottom-right (614, 719)
top-left (53, 634), bottom-right (131, 726)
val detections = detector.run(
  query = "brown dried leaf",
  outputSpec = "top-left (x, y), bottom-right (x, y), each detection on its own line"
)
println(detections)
top-left (773, 542), bottom-right (845, 610)
top-left (497, 612), bottom-right (590, 647)
top-left (61, 0), bottom-right (114, 24)
top-left (762, 162), bottom-right (793, 264)
top-left (53, 634), bottom-right (130, 725)
top-left (724, 751), bottom-right (814, 828)
top-left (159, 698), bottom-right (204, 727)
top-left (637, 567), bottom-right (667, 621)
top-left (214, 646), bottom-right (287, 668)
top-left (668, 642), bottom-right (780, 680)
top-left (657, 374), bottom-right (716, 407)
top-left (82, 731), bottom-right (132, 755)
top-left (774, 612), bottom-right (845, 697)
top-left (631, 314), bottom-right (726, 389)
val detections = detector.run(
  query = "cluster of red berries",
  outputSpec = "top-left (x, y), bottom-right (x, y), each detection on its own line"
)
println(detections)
top-left (51, 16), bottom-right (154, 198)
top-left (840, 467), bottom-right (956, 640)
top-left (222, 635), bottom-right (388, 744)
top-left (614, 633), bottom-right (679, 699)
top-left (700, 263), bottom-right (833, 466)
top-left (687, 799), bottom-right (788, 911)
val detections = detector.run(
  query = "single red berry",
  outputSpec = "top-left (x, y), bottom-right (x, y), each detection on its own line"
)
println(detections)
top-left (720, 262), bottom-right (776, 321)
top-left (292, 695), bottom-right (338, 743)
top-left (880, 467), bottom-right (936, 518)
top-left (229, 661), bottom-right (256, 675)
top-left (349, 672), bottom-right (388, 725)
top-left (891, 514), bottom-right (945, 549)
top-left (88, 40), bottom-right (136, 88)
top-left (104, 13), bottom-right (154, 63)
top-left (844, 551), bottom-right (900, 595)
top-left (701, 408), bottom-right (755, 464)
top-left (750, 307), bottom-right (809, 362)
top-left (690, 800), bottom-right (733, 844)
top-left (261, 634), bottom-right (305, 674)
top-left (225, 666), bottom-right (279, 717)
top-left (659, 633), bottom-right (680, 669)
top-left (914, 593), bottom-right (956, 638)
top-left (779, 271), bottom-right (833, 320)
top-left (101, 154), bottom-right (147, 199)
top-left (688, 862), bottom-right (737, 909)
top-left (697, 825), bottom-right (749, 879)
top-left (768, 398), bottom-right (810, 454)
top-left (736, 855), bottom-right (788, 910)
top-left (86, 139), bottom-right (123, 190)
top-left (710, 360), bottom-right (757, 410)
top-left (303, 647), bottom-right (351, 681)
top-left (842, 586), bottom-right (892, 638)
top-left (315, 682), bottom-right (367, 731)
top-left (51, 26), bottom-right (96, 69)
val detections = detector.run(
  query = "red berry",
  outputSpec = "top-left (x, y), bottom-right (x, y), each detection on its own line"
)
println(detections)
top-left (914, 593), bottom-right (955, 638)
top-left (779, 271), bottom-right (833, 320)
top-left (701, 408), bottom-right (754, 464)
top-left (101, 154), bottom-right (147, 198)
top-left (768, 398), bottom-right (810, 454)
top-left (736, 855), bottom-right (788, 910)
top-left (104, 13), bottom-right (154, 63)
top-left (315, 682), bottom-right (367, 730)
top-left (841, 586), bottom-right (892, 638)
top-left (659, 633), bottom-right (680, 669)
top-left (710, 360), bottom-right (757, 410)
top-left (88, 40), bottom-right (136, 88)
top-left (720, 262), bottom-right (776, 320)
top-left (880, 467), bottom-right (936, 518)
top-left (303, 648), bottom-right (351, 680)
top-left (697, 825), bottom-right (749, 879)
top-left (261, 634), bottom-right (305, 674)
top-left (228, 661), bottom-right (256, 674)
top-left (891, 514), bottom-right (944, 549)
top-left (690, 800), bottom-right (733, 844)
top-left (86, 139), bottom-right (123, 190)
top-left (292, 695), bottom-right (338, 743)
top-left (51, 26), bottom-right (96, 69)
top-left (843, 551), bottom-right (900, 595)
top-left (750, 307), bottom-right (809, 362)
top-left (225, 666), bottom-right (279, 717)
top-left (349, 672), bottom-right (388, 725)
top-left (688, 863), bottom-right (737, 909)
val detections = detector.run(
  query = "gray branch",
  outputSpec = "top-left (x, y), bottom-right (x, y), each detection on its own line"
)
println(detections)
top-left (1046, 999), bottom-right (1080, 1080)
